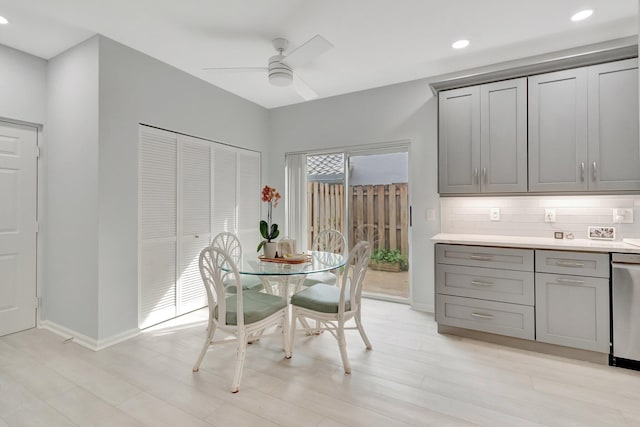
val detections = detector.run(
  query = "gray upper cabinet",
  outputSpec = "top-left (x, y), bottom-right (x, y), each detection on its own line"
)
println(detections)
top-left (588, 59), bottom-right (640, 191)
top-left (480, 79), bottom-right (528, 193)
top-left (438, 86), bottom-right (480, 194)
top-left (528, 68), bottom-right (588, 192)
top-left (438, 78), bottom-right (526, 194)
top-left (529, 58), bottom-right (640, 193)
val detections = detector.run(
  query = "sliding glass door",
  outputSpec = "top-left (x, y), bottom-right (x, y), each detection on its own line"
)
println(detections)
top-left (287, 144), bottom-right (409, 302)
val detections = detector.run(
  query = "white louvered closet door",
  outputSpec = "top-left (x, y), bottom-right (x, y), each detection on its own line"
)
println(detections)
top-left (212, 146), bottom-right (237, 237)
top-left (237, 151), bottom-right (261, 254)
top-left (139, 127), bottom-right (177, 328)
top-left (178, 135), bottom-right (211, 314)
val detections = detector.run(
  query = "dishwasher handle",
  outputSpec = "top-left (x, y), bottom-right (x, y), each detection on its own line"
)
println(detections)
top-left (612, 262), bottom-right (640, 272)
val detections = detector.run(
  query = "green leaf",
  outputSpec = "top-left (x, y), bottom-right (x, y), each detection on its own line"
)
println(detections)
top-left (257, 240), bottom-right (266, 252)
top-left (269, 223), bottom-right (279, 239)
top-left (259, 220), bottom-right (269, 239)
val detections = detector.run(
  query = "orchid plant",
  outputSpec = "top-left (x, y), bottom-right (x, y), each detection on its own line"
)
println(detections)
top-left (257, 185), bottom-right (281, 252)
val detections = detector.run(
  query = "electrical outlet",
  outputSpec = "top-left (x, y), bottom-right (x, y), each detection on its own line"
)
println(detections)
top-left (613, 208), bottom-right (634, 224)
top-left (545, 209), bottom-right (556, 223)
top-left (490, 207), bottom-right (500, 221)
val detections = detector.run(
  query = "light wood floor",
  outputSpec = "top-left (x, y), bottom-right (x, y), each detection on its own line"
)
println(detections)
top-left (2, 299), bottom-right (640, 426)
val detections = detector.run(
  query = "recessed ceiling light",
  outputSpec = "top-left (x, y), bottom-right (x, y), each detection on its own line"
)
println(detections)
top-left (452, 39), bottom-right (470, 49)
top-left (571, 9), bottom-right (593, 22)
top-left (0, 16), bottom-right (8, 25)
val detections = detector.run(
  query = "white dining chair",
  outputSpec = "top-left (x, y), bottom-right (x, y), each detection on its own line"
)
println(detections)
top-left (290, 241), bottom-right (372, 374)
top-left (192, 245), bottom-right (291, 393)
top-left (211, 232), bottom-right (264, 293)
top-left (300, 229), bottom-right (346, 288)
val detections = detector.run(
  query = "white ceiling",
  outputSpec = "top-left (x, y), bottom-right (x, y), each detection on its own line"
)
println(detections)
top-left (0, 0), bottom-right (637, 109)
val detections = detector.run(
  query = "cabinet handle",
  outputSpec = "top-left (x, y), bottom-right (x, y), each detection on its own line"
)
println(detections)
top-left (470, 254), bottom-right (493, 261)
top-left (592, 161), bottom-right (597, 181)
top-left (554, 278), bottom-right (585, 285)
top-left (482, 167), bottom-right (487, 182)
top-left (555, 260), bottom-right (585, 268)
top-left (470, 280), bottom-right (494, 287)
top-left (580, 162), bottom-right (585, 181)
top-left (474, 168), bottom-right (479, 183)
top-left (471, 312), bottom-right (494, 320)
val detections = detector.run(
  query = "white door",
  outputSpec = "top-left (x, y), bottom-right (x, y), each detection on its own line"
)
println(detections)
top-left (0, 121), bottom-right (37, 336)
top-left (177, 135), bottom-right (211, 315)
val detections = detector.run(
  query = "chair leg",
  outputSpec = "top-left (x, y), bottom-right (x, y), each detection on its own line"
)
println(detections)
top-left (289, 307), bottom-right (298, 353)
top-left (336, 321), bottom-right (351, 374)
top-left (355, 310), bottom-right (372, 350)
top-left (282, 308), bottom-right (292, 359)
top-left (231, 332), bottom-right (248, 393)
top-left (193, 319), bottom-right (216, 372)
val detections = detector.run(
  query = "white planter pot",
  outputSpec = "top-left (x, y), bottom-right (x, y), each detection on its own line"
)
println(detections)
top-left (263, 242), bottom-right (278, 258)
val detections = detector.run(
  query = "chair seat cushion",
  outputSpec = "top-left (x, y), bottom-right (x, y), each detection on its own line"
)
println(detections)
top-left (224, 275), bottom-right (264, 293)
top-left (302, 271), bottom-right (337, 287)
top-left (291, 283), bottom-right (350, 313)
top-left (215, 291), bottom-right (286, 325)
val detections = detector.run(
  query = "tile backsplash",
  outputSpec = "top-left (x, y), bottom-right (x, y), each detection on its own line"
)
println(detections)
top-left (440, 195), bottom-right (640, 240)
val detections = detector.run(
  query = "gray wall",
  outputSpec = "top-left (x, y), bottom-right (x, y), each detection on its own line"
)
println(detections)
top-left (350, 152), bottom-right (409, 186)
top-left (0, 44), bottom-right (47, 124)
top-left (39, 35), bottom-right (270, 342)
top-left (44, 36), bottom-right (100, 338)
top-left (96, 36), bottom-right (270, 340)
top-left (268, 82), bottom-right (439, 311)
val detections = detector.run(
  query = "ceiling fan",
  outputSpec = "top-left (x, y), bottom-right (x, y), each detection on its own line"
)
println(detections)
top-left (203, 34), bottom-right (333, 100)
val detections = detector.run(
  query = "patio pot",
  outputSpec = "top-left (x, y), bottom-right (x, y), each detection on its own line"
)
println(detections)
top-left (370, 261), bottom-right (402, 272)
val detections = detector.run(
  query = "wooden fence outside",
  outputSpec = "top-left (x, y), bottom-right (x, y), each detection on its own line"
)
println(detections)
top-left (307, 182), bottom-right (409, 256)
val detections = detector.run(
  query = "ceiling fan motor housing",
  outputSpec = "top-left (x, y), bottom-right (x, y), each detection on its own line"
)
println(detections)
top-left (268, 54), bottom-right (293, 86)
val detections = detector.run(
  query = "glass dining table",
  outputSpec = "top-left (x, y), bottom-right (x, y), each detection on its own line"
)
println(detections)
top-left (234, 251), bottom-right (346, 297)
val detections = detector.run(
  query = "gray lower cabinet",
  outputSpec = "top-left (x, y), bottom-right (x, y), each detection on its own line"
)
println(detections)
top-left (435, 244), bottom-right (535, 339)
top-left (529, 58), bottom-right (639, 192)
top-left (438, 78), bottom-right (527, 194)
top-left (437, 295), bottom-right (535, 340)
top-left (535, 250), bottom-right (610, 353)
top-left (435, 244), bottom-right (611, 354)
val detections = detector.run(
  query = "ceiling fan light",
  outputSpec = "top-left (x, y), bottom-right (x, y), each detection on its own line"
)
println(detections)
top-left (269, 72), bottom-right (293, 86)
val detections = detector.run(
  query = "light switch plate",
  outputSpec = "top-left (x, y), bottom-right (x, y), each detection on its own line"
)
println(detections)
top-left (490, 207), bottom-right (500, 221)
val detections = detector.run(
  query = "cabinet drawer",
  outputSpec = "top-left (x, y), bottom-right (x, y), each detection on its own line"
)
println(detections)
top-left (535, 250), bottom-right (609, 278)
top-left (436, 295), bottom-right (535, 340)
top-left (436, 244), bottom-right (534, 271)
top-left (535, 273), bottom-right (610, 352)
top-left (436, 264), bottom-right (534, 305)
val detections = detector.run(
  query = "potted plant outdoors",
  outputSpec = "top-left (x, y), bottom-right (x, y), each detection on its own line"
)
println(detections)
top-left (370, 248), bottom-right (408, 272)
top-left (257, 185), bottom-right (281, 258)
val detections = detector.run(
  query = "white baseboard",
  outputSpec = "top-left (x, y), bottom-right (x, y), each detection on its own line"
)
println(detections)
top-left (411, 302), bottom-right (434, 313)
top-left (38, 321), bottom-right (139, 351)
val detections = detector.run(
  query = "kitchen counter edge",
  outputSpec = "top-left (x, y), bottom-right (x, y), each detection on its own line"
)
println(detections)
top-left (431, 233), bottom-right (640, 254)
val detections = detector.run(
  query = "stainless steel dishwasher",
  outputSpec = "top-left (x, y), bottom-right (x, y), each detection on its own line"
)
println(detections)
top-left (611, 253), bottom-right (640, 370)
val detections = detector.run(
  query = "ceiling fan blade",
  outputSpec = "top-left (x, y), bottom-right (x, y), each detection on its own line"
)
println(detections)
top-left (203, 67), bottom-right (267, 72)
top-left (283, 35), bottom-right (333, 68)
top-left (293, 74), bottom-right (318, 101)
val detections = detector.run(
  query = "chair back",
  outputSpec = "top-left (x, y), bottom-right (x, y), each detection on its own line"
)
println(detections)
top-left (312, 229), bottom-right (346, 254)
top-left (211, 232), bottom-right (243, 263)
top-left (199, 245), bottom-right (246, 328)
top-left (339, 241), bottom-right (370, 315)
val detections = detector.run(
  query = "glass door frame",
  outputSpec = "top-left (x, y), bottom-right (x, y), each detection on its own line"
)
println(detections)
top-left (287, 140), bottom-right (411, 304)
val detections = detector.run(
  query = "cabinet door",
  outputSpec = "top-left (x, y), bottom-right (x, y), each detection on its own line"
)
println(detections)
top-left (480, 78), bottom-right (527, 192)
top-left (528, 68), bottom-right (588, 192)
top-left (535, 273), bottom-right (610, 352)
top-left (438, 86), bottom-right (480, 194)
top-left (588, 59), bottom-right (640, 191)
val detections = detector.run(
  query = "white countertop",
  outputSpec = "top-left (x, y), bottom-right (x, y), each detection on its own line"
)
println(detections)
top-left (431, 233), bottom-right (640, 254)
